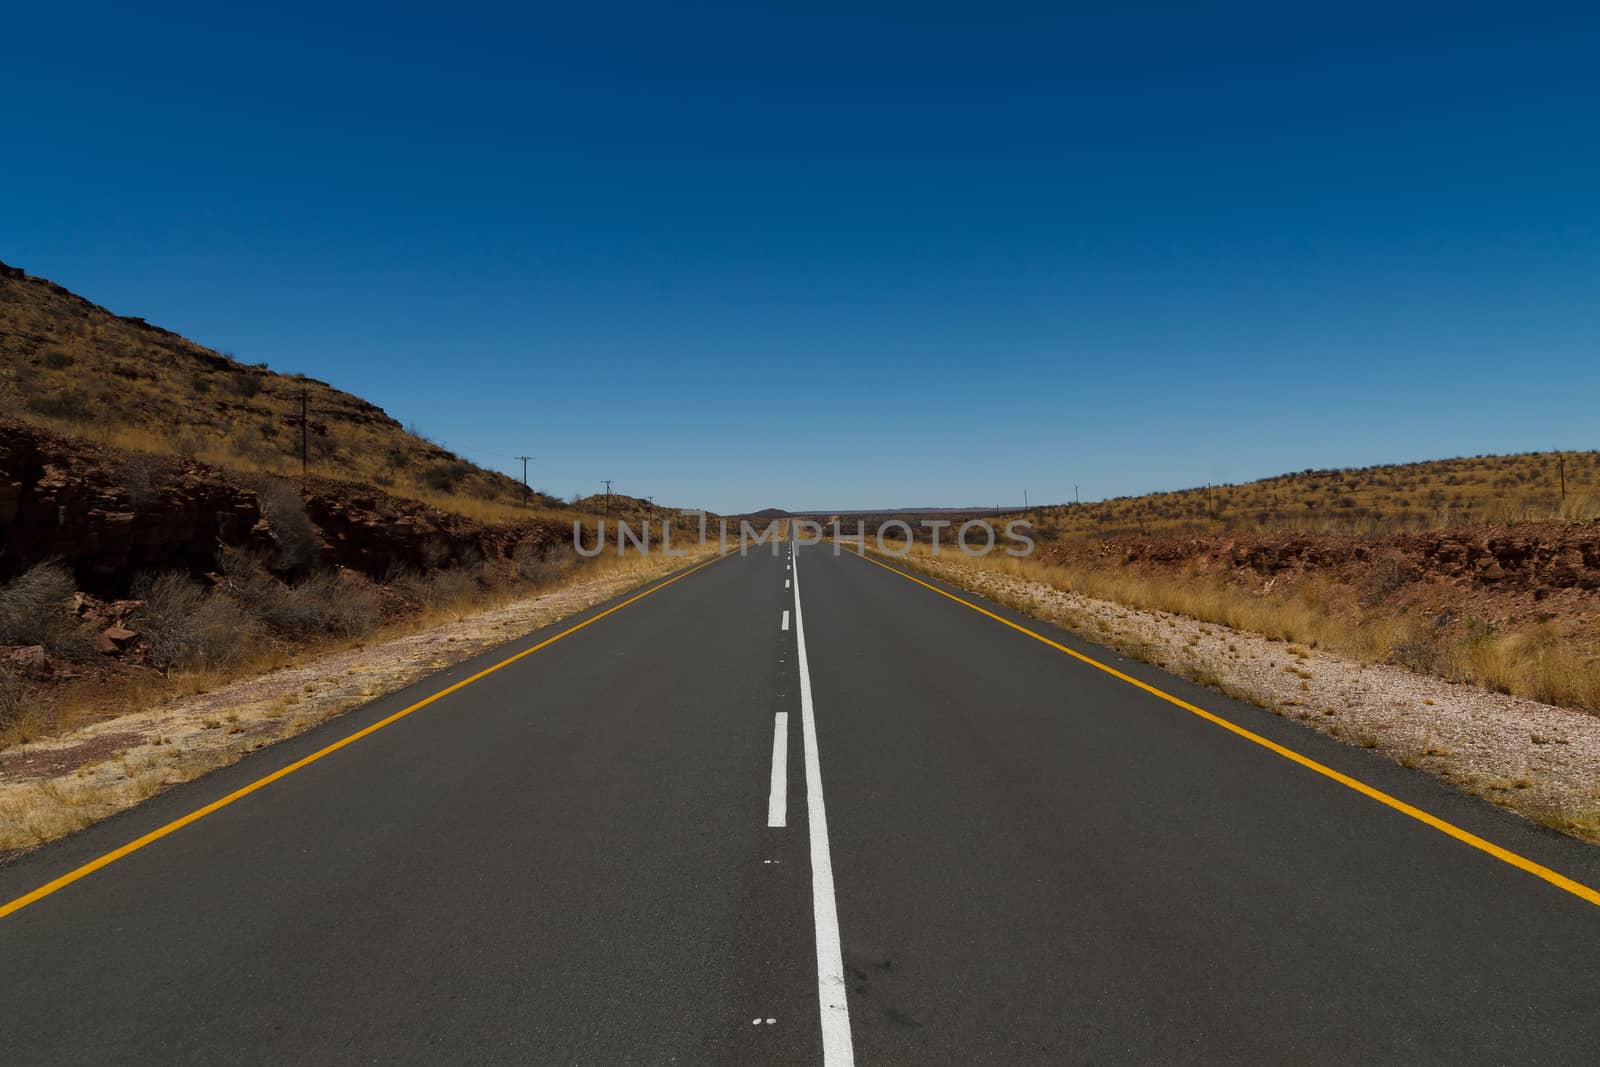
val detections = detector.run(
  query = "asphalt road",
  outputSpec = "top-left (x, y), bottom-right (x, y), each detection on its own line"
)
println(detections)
top-left (3, 540), bottom-right (1600, 1064)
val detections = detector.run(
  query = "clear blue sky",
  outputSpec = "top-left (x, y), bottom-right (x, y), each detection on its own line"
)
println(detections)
top-left (7, 3), bottom-right (1598, 512)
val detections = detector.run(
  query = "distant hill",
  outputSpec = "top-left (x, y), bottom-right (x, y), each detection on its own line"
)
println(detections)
top-left (1027, 453), bottom-right (1600, 541)
top-left (0, 259), bottom-right (561, 522)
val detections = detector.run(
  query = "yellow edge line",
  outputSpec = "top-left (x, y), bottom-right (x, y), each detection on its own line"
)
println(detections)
top-left (0, 551), bottom-right (733, 920)
top-left (852, 550), bottom-right (1600, 908)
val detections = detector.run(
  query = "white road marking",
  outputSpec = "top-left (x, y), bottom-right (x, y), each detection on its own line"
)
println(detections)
top-left (785, 579), bottom-right (791, 589)
top-left (792, 545), bottom-right (856, 1065)
top-left (767, 712), bottom-right (789, 827)
top-left (781, 610), bottom-right (791, 631)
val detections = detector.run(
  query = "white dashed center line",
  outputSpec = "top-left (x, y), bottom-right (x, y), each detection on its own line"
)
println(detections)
top-left (767, 713), bottom-right (789, 828)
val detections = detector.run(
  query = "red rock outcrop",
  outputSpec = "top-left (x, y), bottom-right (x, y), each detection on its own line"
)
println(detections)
top-left (0, 419), bottom-right (566, 594)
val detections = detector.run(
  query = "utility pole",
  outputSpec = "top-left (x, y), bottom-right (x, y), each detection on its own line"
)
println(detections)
top-left (1558, 452), bottom-right (1566, 506)
top-left (1024, 489), bottom-right (1029, 511)
top-left (299, 386), bottom-right (308, 490)
top-left (602, 480), bottom-right (613, 520)
top-left (1074, 484), bottom-right (1080, 506)
top-left (515, 456), bottom-right (532, 508)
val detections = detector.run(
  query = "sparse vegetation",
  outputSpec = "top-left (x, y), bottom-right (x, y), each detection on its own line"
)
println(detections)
top-left (1013, 452), bottom-right (1600, 540)
top-left (132, 573), bottom-right (261, 672)
top-left (882, 540), bottom-right (1600, 715)
top-left (250, 478), bottom-right (318, 571)
top-left (0, 263), bottom-right (569, 523)
top-left (0, 564), bottom-right (93, 660)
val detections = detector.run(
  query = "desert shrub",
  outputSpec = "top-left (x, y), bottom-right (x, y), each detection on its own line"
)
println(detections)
top-left (224, 372), bottom-right (263, 398)
top-left (132, 572), bottom-right (260, 671)
top-left (225, 424), bottom-right (278, 467)
top-left (513, 542), bottom-right (567, 587)
top-left (420, 460), bottom-right (474, 494)
top-left (1359, 559), bottom-right (1418, 605)
top-left (252, 478), bottom-right (317, 571)
top-left (24, 386), bottom-right (92, 421)
top-left (218, 548), bottom-right (380, 638)
top-left (171, 429), bottom-right (206, 459)
top-left (390, 566), bottom-right (482, 610)
top-left (0, 665), bottom-right (32, 731)
top-left (40, 349), bottom-right (75, 369)
top-left (262, 571), bottom-right (381, 637)
top-left (0, 564), bottom-right (92, 658)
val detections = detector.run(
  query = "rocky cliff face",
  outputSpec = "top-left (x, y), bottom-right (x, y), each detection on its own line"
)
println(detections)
top-left (0, 419), bottom-right (565, 595)
top-left (0, 420), bottom-right (261, 591)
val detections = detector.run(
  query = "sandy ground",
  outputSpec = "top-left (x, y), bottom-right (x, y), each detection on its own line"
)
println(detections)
top-left (0, 549), bottom-right (718, 855)
top-left (901, 551), bottom-right (1600, 842)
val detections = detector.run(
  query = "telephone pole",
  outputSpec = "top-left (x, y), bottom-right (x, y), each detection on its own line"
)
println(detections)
top-left (602, 480), bottom-right (613, 520)
top-left (515, 456), bottom-right (532, 508)
top-left (299, 387), bottom-right (308, 489)
top-left (1024, 489), bottom-right (1029, 511)
top-left (1558, 453), bottom-right (1566, 506)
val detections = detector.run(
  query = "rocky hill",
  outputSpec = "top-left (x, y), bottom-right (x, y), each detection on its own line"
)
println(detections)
top-left (0, 261), bottom-right (713, 745)
top-left (0, 259), bottom-right (559, 518)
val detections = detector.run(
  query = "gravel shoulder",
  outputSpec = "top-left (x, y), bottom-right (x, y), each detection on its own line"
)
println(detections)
top-left (900, 550), bottom-right (1600, 843)
top-left (0, 549), bottom-right (717, 854)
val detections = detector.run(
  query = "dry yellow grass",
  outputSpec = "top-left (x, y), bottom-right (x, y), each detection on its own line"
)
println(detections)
top-left (0, 265), bottom-right (572, 524)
